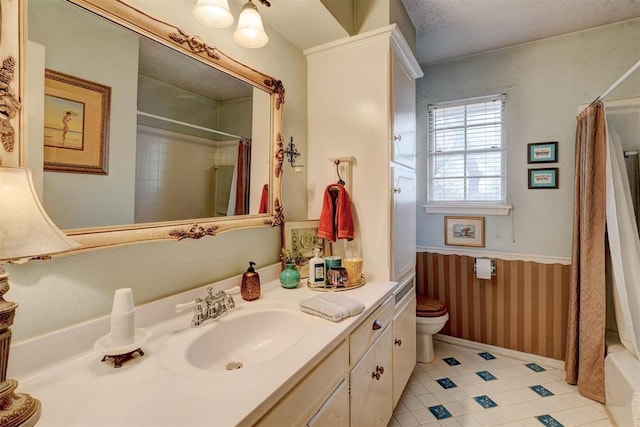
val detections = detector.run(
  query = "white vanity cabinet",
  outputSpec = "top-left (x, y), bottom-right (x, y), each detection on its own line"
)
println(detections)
top-left (256, 341), bottom-right (349, 427)
top-left (306, 24), bottom-right (422, 282)
top-left (257, 297), bottom-right (399, 427)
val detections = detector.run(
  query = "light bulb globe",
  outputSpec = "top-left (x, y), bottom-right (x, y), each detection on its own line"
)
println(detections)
top-left (192, 0), bottom-right (234, 28)
top-left (233, 1), bottom-right (269, 48)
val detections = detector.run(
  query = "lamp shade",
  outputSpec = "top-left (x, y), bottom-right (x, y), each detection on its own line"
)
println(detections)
top-left (0, 167), bottom-right (79, 262)
top-left (192, 0), bottom-right (234, 28)
top-left (233, 1), bottom-right (269, 49)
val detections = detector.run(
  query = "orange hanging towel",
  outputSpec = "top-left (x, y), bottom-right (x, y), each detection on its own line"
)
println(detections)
top-left (318, 183), bottom-right (354, 242)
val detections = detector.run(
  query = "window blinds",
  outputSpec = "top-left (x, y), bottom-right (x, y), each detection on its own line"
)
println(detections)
top-left (427, 94), bottom-right (506, 203)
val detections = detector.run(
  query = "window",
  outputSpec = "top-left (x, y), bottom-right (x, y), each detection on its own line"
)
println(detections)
top-left (427, 94), bottom-right (506, 206)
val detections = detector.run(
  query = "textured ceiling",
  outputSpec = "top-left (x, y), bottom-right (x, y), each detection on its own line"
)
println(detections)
top-left (401, 0), bottom-right (640, 65)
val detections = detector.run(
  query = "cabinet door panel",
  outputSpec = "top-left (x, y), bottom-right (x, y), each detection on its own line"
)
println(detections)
top-left (350, 326), bottom-right (393, 426)
top-left (307, 380), bottom-right (349, 427)
top-left (391, 167), bottom-right (416, 281)
top-left (393, 294), bottom-right (417, 406)
top-left (391, 54), bottom-right (416, 169)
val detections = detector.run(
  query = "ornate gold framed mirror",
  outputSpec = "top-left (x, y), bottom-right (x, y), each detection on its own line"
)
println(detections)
top-left (1, 0), bottom-right (285, 254)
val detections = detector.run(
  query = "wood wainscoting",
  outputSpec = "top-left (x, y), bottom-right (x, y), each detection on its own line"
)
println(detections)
top-left (416, 252), bottom-right (571, 360)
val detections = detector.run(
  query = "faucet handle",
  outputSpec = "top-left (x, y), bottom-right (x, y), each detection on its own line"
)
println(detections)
top-left (192, 299), bottom-right (206, 327)
top-left (224, 293), bottom-right (236, 309)
top-left (175, 300), bottom-right (197, 313)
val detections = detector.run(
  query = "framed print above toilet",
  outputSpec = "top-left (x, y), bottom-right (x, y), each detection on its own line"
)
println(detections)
top-left (444, 216), bottom-right (485, 247)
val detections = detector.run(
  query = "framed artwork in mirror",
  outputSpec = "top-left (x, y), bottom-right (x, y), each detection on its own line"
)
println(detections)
top-left (44, 69), bottom-right (110, 174)
top-left (444, 216), bottom-right (485, 247)
top-left (282, 220), bottom-right (331, 278)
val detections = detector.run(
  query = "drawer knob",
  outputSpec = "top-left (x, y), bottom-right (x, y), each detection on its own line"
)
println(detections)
top-left (371, 371), bottom-right (381, 381)
top-left (393, 187), bottom-right (402, 194)
top-left (395, 338), bottom-right (402, 347)
top-left (376, 365), bottom-right (384, 375)
top-left (372, 319), bottom-right (382, 330)
top-left (394, 134), bottom-right (402, 141)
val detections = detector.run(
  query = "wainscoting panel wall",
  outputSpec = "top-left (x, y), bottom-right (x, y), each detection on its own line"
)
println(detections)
top-left (416, 252), bottom-right (571, 360)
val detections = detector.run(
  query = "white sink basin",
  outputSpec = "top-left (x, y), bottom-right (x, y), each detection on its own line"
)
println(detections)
top-left (157, 306), bottom-right (313, 377)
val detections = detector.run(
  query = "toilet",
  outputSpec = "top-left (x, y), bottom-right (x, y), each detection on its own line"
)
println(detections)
top-left (416, 295), bottom-right (449, 363)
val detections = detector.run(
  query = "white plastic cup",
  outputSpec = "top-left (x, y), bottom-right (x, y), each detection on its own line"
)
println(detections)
top-left (111, 288), bottom-right (134, 314)
top-left (109, 310), bottom-right (135, 347)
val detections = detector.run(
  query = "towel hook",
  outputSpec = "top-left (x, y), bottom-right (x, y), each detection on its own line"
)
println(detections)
top-left (335, 160), bottom-right (346, 185)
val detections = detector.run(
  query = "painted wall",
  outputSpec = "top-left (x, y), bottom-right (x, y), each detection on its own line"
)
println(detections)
top-left (416, 18), bottom-right (640, 257)
top-left (11, 0), bottom-right (308, 342)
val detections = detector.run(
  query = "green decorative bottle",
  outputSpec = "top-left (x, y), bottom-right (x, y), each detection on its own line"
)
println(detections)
top-left (279, 262), bottom-right (300, 289)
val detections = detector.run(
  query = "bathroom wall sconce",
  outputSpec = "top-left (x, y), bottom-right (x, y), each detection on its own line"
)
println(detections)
top-left (284, 137), bottom-right (304, 172)
top-left (193, 0), bottom-right (271, 49)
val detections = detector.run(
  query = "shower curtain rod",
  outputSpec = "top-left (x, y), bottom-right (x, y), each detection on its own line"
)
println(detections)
top-left (137, 111), bottom-right (246, 140)
top-left (591, 59), bottom-right (640, 105)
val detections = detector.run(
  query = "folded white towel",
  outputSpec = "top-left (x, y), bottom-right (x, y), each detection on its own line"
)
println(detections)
top-left (299, 293), bottom-right (365, 322)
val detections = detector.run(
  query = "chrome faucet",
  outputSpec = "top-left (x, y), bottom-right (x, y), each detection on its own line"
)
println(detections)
top-left (175, 287), bottom-right (236, 327)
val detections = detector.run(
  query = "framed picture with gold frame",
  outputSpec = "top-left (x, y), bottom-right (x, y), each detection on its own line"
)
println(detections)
top-left (444, 216), bottom-right (485, 247)
top-left (282, 220), bottom-right (331, 278)
top-left (43, 69), bottom-right (111, 174)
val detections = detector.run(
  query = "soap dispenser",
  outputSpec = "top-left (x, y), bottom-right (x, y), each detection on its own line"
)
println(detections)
top-left (241, 261), bottom-right (260, 301)
top-left (308, 248), bottom-right (326, 287)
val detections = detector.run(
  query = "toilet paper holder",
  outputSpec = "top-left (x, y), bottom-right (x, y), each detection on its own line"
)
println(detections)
top-left (474, 258), bottom-right (496, 276)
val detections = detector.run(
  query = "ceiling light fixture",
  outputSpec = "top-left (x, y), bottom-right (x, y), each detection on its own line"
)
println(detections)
top-left (193, 0), bottom-right (271, 49)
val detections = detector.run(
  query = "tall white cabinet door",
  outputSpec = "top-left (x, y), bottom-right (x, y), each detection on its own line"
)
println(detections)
top-left (391, 166), bottom-right (417, 281)
top-left (350, 326), bottom-right (393, 426)
top-left (393, 293), bottom-right (417, 407)
top-left (391, 53), bottom-right (417, 169)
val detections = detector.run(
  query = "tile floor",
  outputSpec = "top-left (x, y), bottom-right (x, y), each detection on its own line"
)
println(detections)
top-left (389, 341), bottom-right (613, 427)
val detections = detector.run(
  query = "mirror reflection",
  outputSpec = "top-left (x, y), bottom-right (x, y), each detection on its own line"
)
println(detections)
top-left (27, 0), bottom-right (271, 230)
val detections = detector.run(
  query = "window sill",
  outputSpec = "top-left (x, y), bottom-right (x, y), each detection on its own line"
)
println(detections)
top-left (423, 204), bottom-right (512, 216)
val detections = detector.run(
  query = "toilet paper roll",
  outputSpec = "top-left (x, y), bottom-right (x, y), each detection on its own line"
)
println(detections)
top-left (476, 258), bottom-right (492, 280)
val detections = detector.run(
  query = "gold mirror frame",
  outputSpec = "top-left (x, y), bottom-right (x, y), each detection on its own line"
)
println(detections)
top-left (0, 0), bottom-right (285, 254)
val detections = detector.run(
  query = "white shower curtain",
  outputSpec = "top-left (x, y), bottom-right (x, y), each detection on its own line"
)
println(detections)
top-left (605, 114), bottom-right (640, 360)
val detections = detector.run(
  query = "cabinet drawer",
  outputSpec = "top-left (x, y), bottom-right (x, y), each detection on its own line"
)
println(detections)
top-left (350, 297), bottom-right (393, 365)
top-left (257, 340), bottom-right (348, 427)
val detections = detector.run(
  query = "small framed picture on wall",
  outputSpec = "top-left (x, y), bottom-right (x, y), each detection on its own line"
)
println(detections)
top-left (444, 216), bottom-right (485, 247)
top-left (527, 141), bottom-right (558, 164)
top-left (528, 168), bottom-right (559, 189)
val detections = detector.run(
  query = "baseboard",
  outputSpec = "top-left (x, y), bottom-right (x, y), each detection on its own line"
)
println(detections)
top-left (434, 334), bottom-right (565, 370)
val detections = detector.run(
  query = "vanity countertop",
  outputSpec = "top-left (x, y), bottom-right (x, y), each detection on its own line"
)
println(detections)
top-left (14, 269), bottom-right (398, 426)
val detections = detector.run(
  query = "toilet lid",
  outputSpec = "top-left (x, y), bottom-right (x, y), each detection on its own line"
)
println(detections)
top-left (416, 296), bottom-right (448, 317)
